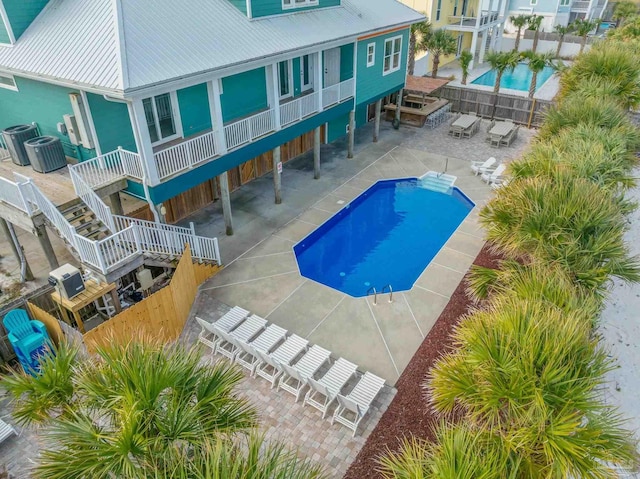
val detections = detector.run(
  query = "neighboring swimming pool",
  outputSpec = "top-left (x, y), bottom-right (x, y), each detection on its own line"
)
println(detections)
top-left (293, 178), bottom-right (474, 298)
top-left (471, 63), bottom-right (555, 92)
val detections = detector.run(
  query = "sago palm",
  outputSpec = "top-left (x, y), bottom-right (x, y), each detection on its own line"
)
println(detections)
top-left (510, 14), bottom-right (531, 52)
top-left (521, 50), bottom-right (555, 98)
top-left (479, 176), bottom-right (640, 291)
top-left (2, 340), bottom-right (258, 478)
top-left (427, 298), bottom-right (639, 478)
top-left (422, 29), bottom-right (457, 78)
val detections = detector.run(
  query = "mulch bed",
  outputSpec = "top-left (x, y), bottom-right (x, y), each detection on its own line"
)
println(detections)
top-left (343, 244), bottom-right (502, 479)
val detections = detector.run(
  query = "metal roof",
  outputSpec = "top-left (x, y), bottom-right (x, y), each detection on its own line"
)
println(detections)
top-left (0, 0), bottom-right (423, 95)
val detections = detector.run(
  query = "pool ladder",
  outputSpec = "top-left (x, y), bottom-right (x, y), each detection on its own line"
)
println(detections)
top-left (367, 285), bottom-right (393, 305)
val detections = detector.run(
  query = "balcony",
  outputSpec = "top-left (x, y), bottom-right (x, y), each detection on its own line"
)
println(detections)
top-left (446, 11), bottom-right (500, 30)
top-left (570, 0), bottom-right (590, 10)
top-left (152, 78), bottom-right (355, 182)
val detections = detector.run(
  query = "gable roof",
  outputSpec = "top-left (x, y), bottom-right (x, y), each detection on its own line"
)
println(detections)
top-left (0, 0), bottom-right (423, 96)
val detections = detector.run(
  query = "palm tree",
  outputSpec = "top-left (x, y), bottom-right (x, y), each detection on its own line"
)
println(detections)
top-left (459, 50), bottom-right (473, 84)
top-left (408, 19), bottom-right (432, 76)
top-left (426, 297), bottom-right (638, 477)
top-left (1, 340), bottom-right (262, 478)
top-left (553, 24), bottom-right (573, 57)
top-left (485, 50), bottom-right (519, 118)
top-left (613, 0), bottom-right (639, 26)
top-left (609, 16), bottom-right (640, 41)
top-left (422, 29), bottom-right (457, 78)
top-left (521, 50), bottom-right (555, 98)
top-left (528, 14), bottom-right (544, 52)
top-left (510, 14), bottom-right (531, 51)
top-left (573, 18), bottom-right (600, 53)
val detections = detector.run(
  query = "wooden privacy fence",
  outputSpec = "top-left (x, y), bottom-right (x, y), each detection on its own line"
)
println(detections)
top-left (437, 86), bottom-right (552, 127)
top-left (81, 246), bottom-right (220, 352)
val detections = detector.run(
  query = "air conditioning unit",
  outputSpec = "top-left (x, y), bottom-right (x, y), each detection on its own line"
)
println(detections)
top-left (48, 264), bottom-right (86, 300)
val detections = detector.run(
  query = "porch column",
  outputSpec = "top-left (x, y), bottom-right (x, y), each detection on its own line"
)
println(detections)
top-left (273, 147), bottom-right (282, 204)
top-left (129, 99), bottom-right (161, 186)
top-left (373, 99), bottom-right (382, 143)
top-left (469, 31), bottom-right (479, 70)
top-left (208, 79), bottom-right (228, 154)
top-left (109, 191), bottom-right (124, 216)
top-left (266, 64), bottom-right (282, 130)
top-left (313, 127), bottom-right (321, 179)
top-left (0, 218), bottom-right (34, 281)
top-left (315, 51), bottom-right (324, 112)
top-left (395, 89), bottom-right (403, 123)
top-left (347, 110), bottom-right (356, 158)
top-left (35, 223), bottom-right (59, 271)
top-left (479, 31), bottom-right (490, 64)
top-left (219, 172), bottom-right (234, 236)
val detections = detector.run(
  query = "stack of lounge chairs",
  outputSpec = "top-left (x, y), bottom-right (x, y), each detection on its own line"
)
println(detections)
top-left (196, 307), bottom-right (386, 437)
top-left (470, 158), bottom-right (509, 188)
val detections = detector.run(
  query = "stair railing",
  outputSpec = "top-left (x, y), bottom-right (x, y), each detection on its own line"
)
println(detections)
top-left (69, 168), bottom-right (116, 232)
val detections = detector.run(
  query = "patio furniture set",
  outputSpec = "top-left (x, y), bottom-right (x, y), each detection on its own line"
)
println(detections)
top-left (485, 119), bottom-right (519, 147)
top-left (196, 306), bottom-right (386, 437)
top-left (471, 157), bottom-right (509, 189)
top-left (448, 113), bottom-right (482, 139)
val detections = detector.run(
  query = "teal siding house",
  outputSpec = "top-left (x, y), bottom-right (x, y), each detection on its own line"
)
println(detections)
top-left (0, 0), bottom-right (423, 225)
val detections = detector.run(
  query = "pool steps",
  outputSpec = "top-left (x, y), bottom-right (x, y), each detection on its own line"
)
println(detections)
top-left (419, 171), bottom-right (457, 194)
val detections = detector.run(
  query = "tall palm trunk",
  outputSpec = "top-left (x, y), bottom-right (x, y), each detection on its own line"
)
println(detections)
top-left (529, 70), bottom-right (538, 99)
top-left (492, 71), bottom-right (503, 119)
top-left (556, 35), bottom-right (564, 58)
top-left (580, 36), bottom-right (587, 54)
top-left (408, 31), bottom-right (417, 76)
top-left (432, 54), bottom-right (440, 78)
top-left (514, 27), bottom-right (523, 51)
top-left (532, 30), bottom-right (540, 53)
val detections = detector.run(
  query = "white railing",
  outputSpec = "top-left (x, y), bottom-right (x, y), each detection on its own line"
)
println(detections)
top-left (69, 148), bottom-right (143, 189)
top-left (323, 78), bottom-right (355, 109)
top-left (224, 109), bottom-right (276, 150)
top-left (154, 130), bottom-right (222, 180)
top-left (280, 92), bottom-right (321, 127)
top-left (571, 0), bottom-right (590, 9)
top-left (0, 135), bottom-right (10, 161)
top-left (96, 226), bottom-right (141, 271)
top-left (448, 11), bottom-right (499, 27)
top-left (69, 168), bottom-right (116, 232)
top-left (339, 78), bottom-right (355, 102)
top-left (0, 176), bottom-right (34, 215)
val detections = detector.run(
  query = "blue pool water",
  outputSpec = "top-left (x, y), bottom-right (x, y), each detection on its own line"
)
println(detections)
top-left (471, 63), bottom-right (555, 91)
top-left (293, 179), bottom-right (474, 297)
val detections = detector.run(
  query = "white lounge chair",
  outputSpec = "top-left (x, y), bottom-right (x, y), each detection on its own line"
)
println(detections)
top-left (278, 345), bottom-right (331, 402)
top-left (491, 177), bottom-right (510, 190)
top-left (235, 324), bottom-right (287, 375)
top-left (195, 306), bottom-right (249, 352)
top-left (0, 418), bottom-right (16, 444)
top-left (254, 335), bottom-right (308, 388)
top-left (303, 358), bottom-right (358, 418)
top-left (214, 314), bottom-right (266, 361)
top-left (471, 157), bottom-right (497, 176)
top-left (481, 163), bottom-right (507, 183)
top-left (332, 372), bottom-right (386, 437)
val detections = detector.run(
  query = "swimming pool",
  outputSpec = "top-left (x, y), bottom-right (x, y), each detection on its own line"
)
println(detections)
top-left (471, 63), bottom-right (555, 92)
top-left (293, 178), bottom-right (474, 297)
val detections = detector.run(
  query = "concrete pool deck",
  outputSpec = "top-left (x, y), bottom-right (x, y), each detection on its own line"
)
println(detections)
top-left (196, 137), bottom-right (498, 384)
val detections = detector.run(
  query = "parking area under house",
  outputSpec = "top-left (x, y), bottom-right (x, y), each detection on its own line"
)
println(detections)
top-left (0, 118), bottom-right (534, 478)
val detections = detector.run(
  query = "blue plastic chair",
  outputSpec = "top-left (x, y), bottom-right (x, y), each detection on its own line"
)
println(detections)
top-left (3, 309), bottom-right (51, 375)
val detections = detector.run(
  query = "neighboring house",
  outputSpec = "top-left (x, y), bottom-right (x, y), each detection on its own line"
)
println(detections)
top-left (0, 0), bottom-right (423, 230)
top-left (401, 0), bottom-right (507, 71)
top-left (504, 0), bottom-right (608, 30)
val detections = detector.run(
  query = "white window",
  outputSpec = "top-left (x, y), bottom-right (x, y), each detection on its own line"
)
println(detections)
top-left (142, 92), bottom-right (180, 145)
top-left (530, 0), bottom-right (538, 5)
top-left (282, 0), bottom-right (319, 9)
top-left (366, 43), bottom-right (376, 67)
top-left (383, 36), bottom-right (402, 75)
top-left (278, 60), bottom-right (293, 99)
top-left (0, 73), bottom-right (17, 91)
top-left (559, 0), bottom-right (569, 5)
top-left (436, 0), bottom-right (442, 20)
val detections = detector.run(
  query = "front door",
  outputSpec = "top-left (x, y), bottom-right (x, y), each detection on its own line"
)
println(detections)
top-left (323, 48), bottom-right (341, 88)
top-left (301, 54), bottom-right (314, 92)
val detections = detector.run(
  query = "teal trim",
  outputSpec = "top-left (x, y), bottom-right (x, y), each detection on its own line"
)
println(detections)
top-left (356, 28), bottom-right (409, 106)
top-left (0, 76), bottom-right (94, 160)
top-left (292, 57), bottom-right (302, 97)
top-left (251, 0), bottom-right (340, 18)
top-left (86, 93), bottom-right (137, 153)
top-left (148, 99), bottom-right (353, 203)
top-left (3, 0), bottom-right (48, 40)
top-left (340, 43), bottom-right (354, 82)
top-left (227, 0), bottom-right (248, 14)
top-left (327, 112), bottom-right (350, 142)
top-left (177, 83), bottom-right (212, 137)
top-left (220, 68), bottom-right (268, 123)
